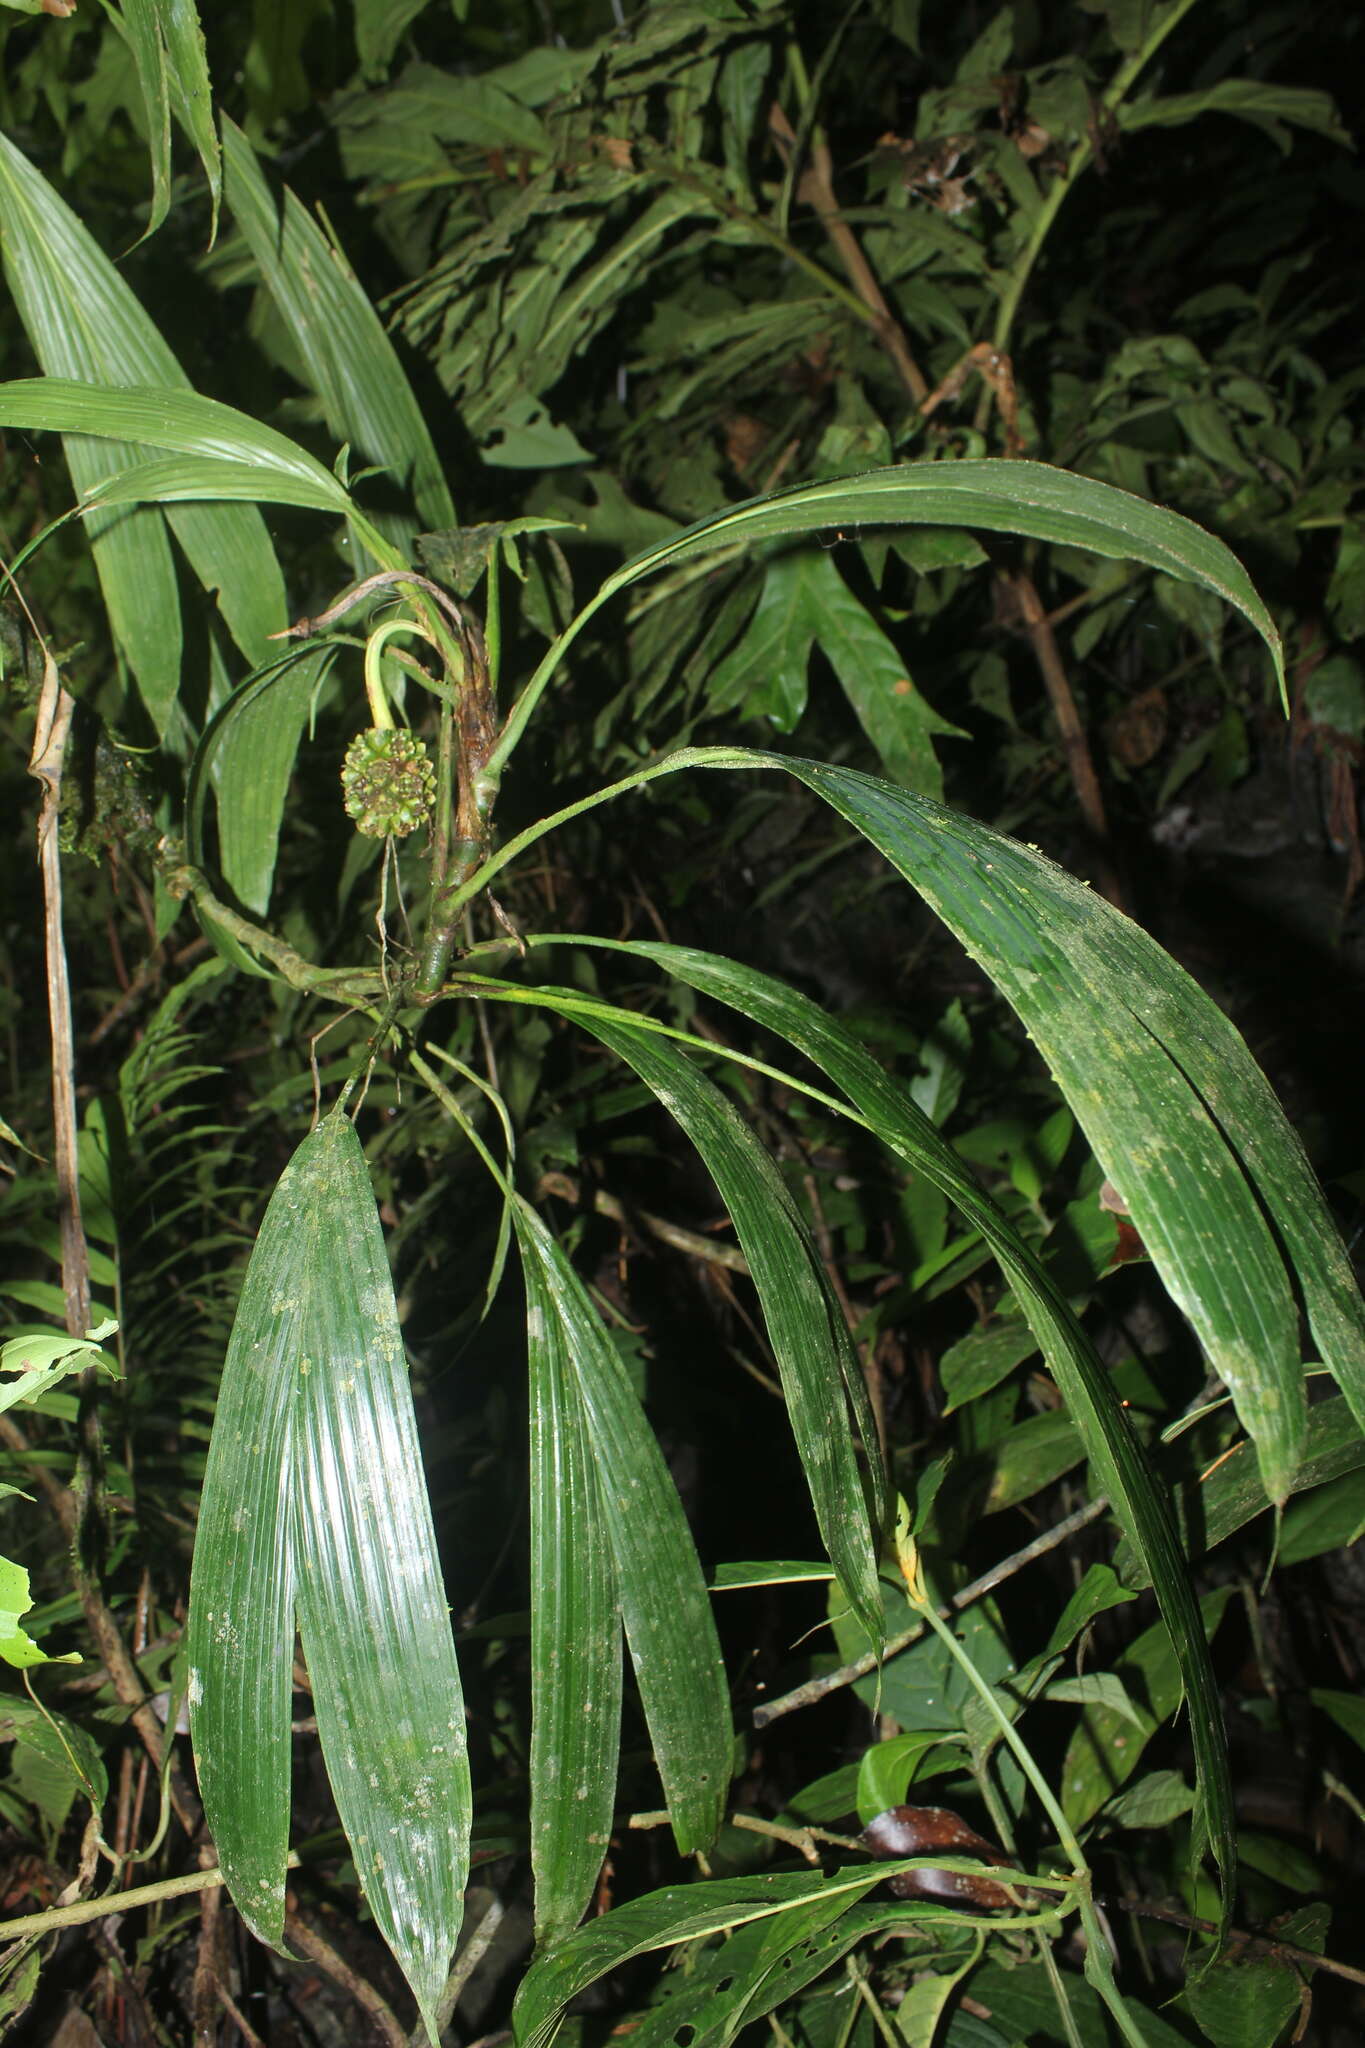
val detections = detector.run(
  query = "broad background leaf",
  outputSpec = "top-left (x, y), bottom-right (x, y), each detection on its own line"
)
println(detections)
top-left (710, 547), bottom-right (964, 796)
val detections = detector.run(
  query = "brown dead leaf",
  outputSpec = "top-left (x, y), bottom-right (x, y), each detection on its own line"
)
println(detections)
top-left (1106, 685), bottom-right (1167, 769)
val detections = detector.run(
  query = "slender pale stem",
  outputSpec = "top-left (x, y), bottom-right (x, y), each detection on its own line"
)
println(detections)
top-left (990, 0), bottom-right (1205, 358)
top-left (903, 1565), bottom-right (1154, 2048)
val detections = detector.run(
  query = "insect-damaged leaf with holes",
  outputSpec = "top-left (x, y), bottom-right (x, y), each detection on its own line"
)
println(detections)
top-left (187, 1110), bottom-right (469, 2042)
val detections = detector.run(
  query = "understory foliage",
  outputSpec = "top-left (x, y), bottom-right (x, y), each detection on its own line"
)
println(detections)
top-left (1, 3), bottom-right (1364, 2046)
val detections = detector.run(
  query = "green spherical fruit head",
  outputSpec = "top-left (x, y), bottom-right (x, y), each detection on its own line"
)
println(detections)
top-left (341, 728), bottom-right (436, 838)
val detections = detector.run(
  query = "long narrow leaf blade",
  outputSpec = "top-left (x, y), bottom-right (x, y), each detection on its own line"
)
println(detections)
top-left (203, 649), bottom-right (333, 920)
top-left (161, 0), bottom-right (222, 231)
top-left (777, 759), bottom-right (1322, 1505)
top-left (574, 936), bottom-right (1236, 1901)
top-left (0, 137), bottom-right (286, 726)
top-left (118, 0), bottom-right (222, 241)
top-left (288, 1111), bottom-right (471, 2041)
top-left (514, 1200), bottom-right (731, 1859)
top-left (522, 1213), bottom-right (624, 1946)
top-left (0, 377), bottom-right (353, 515)
top-left (80, 452), bottom-right (363, 515)
top-left (512, 1866), bottom-right (902, 2048)
top-left (602, 462), bottom-right (1282, 687)
top-left (0, 135), bottom-right (180, 728)
top-left (222, 117), bottom-right (456, 536)
top-left (186, 1142), bottom-right (303, 1951)
top-left (511, 462), bottom-right (1285, 760)
top-left (118, 0), bottom-right (174, 241)
top-left (554, 1008), bottom-right (888, 1644)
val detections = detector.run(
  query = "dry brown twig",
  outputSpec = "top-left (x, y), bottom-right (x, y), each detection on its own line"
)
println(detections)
top-left (19, 630), bottom-right (203, 1847)
top-left (751, 1495), bottom-right (1110, 1729)
top-left (768, 103), bottom-right (928, 407)
top-left (285, 1904), bottom-right (407, 2048)
top-left (995, 569), bottom-right (1127, 910)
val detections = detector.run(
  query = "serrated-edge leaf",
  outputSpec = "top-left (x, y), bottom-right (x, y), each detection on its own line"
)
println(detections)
top-left (514, 1201), bottom-right (731, 1861)
top-left (522, 1223), bottom-right (624, 1947)
top-left (550, 1008), bottom-right (888, 1644)
top-left (289, 1112), bottom-right (470, 2040)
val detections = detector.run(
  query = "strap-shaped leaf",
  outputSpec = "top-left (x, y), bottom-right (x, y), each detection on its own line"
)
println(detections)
top-left (0, 138), bottom-right (287, 729)
top-left (77, 453), bottom-right (362, 515)
top-left (625, 1895), bottom-right (887, 2048)
top-left (521, 1210), bottom-right (624, 1946)
top-left (0, 377), bottom-right (353, 515)
top-left (119, 0), bottom-right (222, 242)
top-left (189, 1111), bottom-right (470, 2039)
top-left (561, 937), bottom-right (1235, 1910)
top-left (771, 758), bottom-right (1365, 1506)
top-left (557, 1007), bottom-right (889, 1645)
top-left (490, 458), bottom-right (1285, 775)
top-left (513, 1200), bottom-right (731, 1862)
top-left (222, 117), bottom-right (456, 538)
top-left (186, 648), bottom-right (334, 919)
top-left (186, 1140), bottom-right (303, 1951)
top-left (290, 1114), bottom-right (470, 2037)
